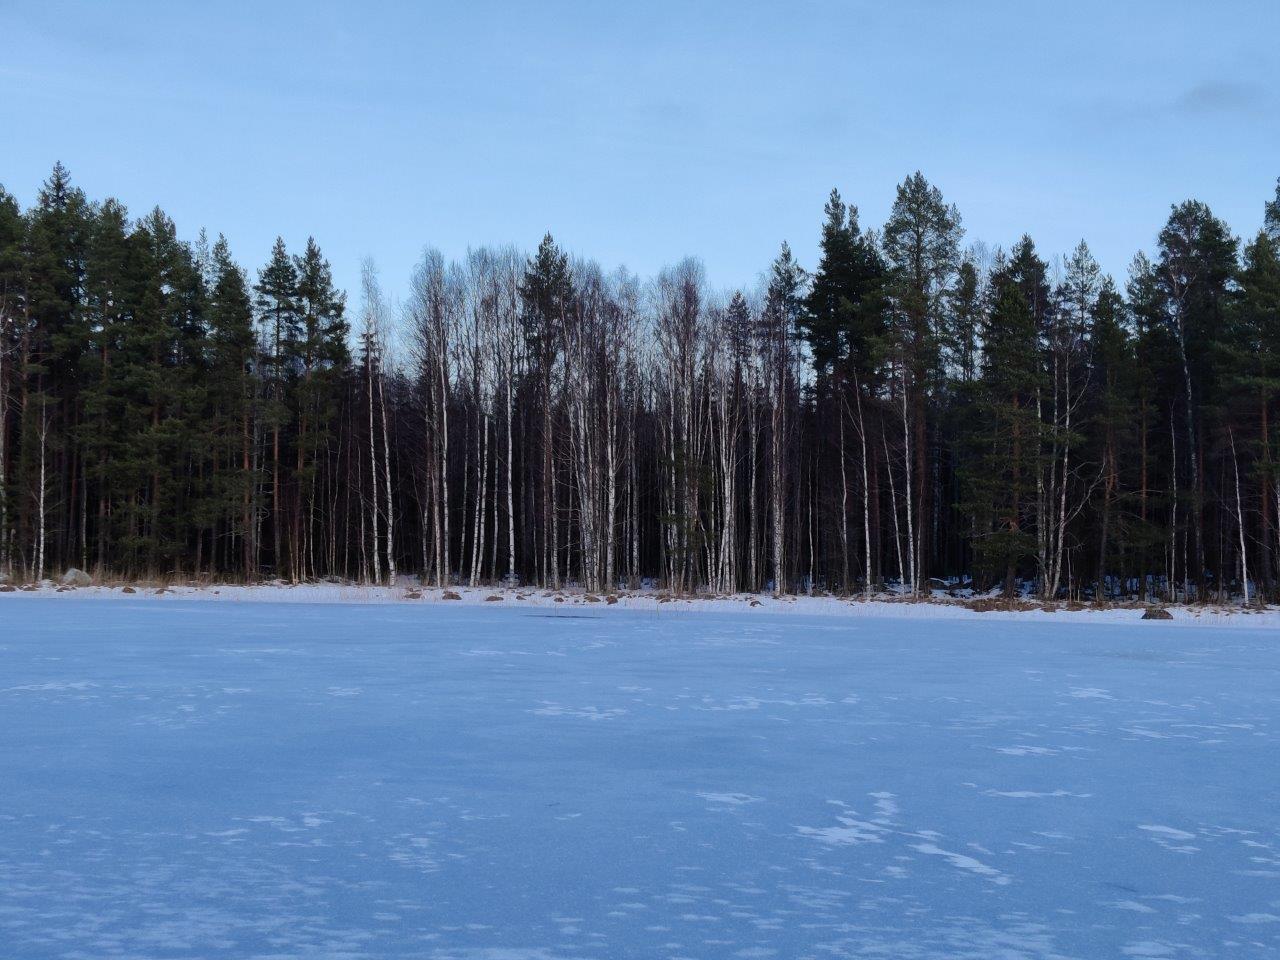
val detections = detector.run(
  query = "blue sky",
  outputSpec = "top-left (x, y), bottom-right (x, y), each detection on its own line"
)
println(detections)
top-left (3, 0), bottom-right (1277, 302)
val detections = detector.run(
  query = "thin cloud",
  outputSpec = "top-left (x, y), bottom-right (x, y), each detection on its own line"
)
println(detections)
top-left (1174, 80), bottom-right (1265, 115)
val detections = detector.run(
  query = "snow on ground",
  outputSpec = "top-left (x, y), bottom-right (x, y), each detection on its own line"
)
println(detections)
top-left (0, 597), bottom-right (1277, 958)
top-left (11, 578), bottom-right (1280, 630)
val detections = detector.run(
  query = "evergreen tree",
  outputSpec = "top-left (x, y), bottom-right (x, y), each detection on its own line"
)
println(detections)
top-left (1155, 200), bottom-right (1237, 596)
top-left (1265, 178), bottom-right (1280, 243)
top-left (762, 242), bottom-right (805, 592)
top-left (1085, 277), bottom-right (1136, 596)
top-left (254, 237), bottom-right (300, 575)
top-left (946, 257), bottom-right (982, 384)
top-left (19, 163), bottom-right (91, 578)
top-left (0, 164), bottom-right (1277, 603)
top-left (1230, 229), bottom-right (1280, 591)
top-left (800, 188), bottom-right (885, 377)
top-left (206, 236), bottom-right (258, 579)
top-left (131, 207), bottom-right (207, 570)
top-left (881, 172), bottom-right (962, 587)
top-left (79, 197), bottom-right (137, 571)
top-left (961, 278), bottom-right (1042, 594)
top-left (519, 233), bottom-right (572, 586)
top-left (0, 185), bottom-right (26, 569)
top-left (292, 237), bottom-right (347, 579)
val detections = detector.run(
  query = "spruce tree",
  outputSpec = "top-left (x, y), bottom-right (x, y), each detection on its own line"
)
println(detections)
top-left (519, 234), bottom-right (571, 586)
top-left (802, 189), bottom-right (864, 376)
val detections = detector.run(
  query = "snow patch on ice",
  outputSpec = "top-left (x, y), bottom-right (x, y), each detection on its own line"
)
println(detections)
top-left (910, 842), bottom-right (1011, 885)
top-left (530, 701), bottom-right (626, 721)
top-left (4, 679), bottom-right (95, 692)
top-left (696, 792), bottom-right (762, 806)
top-left (1069, 687), bottom-right (1116, 699)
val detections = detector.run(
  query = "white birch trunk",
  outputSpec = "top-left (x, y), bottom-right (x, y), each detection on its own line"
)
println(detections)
top-left (900, 374), bottom-right (915, 595)
top-left (378, 365), bottom-right (396, 584)
top-left (883, 425), bottom-right (906, 592)
top-left (36, 404), bottom-right (48, 583)
top-left (1230, 428), bottom-right (1250, 606)
top-left (853, 379), bottom-right (872, 597)
top-left (366, 346), bottom-right (381, 585)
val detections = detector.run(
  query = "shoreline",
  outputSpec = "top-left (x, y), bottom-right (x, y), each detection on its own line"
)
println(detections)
top-left (3, 580), bottom-right (1276, 630)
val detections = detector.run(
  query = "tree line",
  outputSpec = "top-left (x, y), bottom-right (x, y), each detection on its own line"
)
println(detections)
top-left (1, 163), bottom-right (1278, 602)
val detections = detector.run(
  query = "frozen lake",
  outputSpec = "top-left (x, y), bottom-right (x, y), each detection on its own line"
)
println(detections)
top-left (1, 598), bottom-right (1277, 959)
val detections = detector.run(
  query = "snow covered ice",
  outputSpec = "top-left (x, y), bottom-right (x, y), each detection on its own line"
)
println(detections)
top-left (1, 597), bottom-right (1277, 959)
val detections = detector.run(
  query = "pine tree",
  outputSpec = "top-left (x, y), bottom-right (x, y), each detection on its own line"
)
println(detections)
top-left (961, 277), bottom-right (1042, 595)
top-left (1265, 178), bottom-right (1280, 243)
top-left (1085, 277), bottom-right (1135, 596)
top-left (799, 188), bottom-right (888, 591)
top-left (292, 237), bottom-right (347, 579)
top-left (1155, 201), bottom-right (1237, 597)
top-left (1124, 251), bottom-right (1178, 597)
top-left (947, 257), bottom-right (982, 384)
top-left (254, 237), bottom-right (300, 576)
top-left (1, 163), bottom-right (1278, 601)
top-left (1230, 229), bottom-right (1280, 592)
top-left (19, 163), bottom-right (91, 579)
top-left (0, 185), bottom-right (26, 572)
top-left (79, 198), bottom-right (136, 571)
top-left (129, 207), bottom-right (207, 572)
top-left (881, 172), bottom-right (962, 590)
top-left (762, 242), bottom-right (805, 593)
top-left (206, 236), bottom-right (258, 579)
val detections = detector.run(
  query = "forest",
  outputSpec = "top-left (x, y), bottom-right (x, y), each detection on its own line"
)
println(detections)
top-left (1, 163), bottom-right (1278, 602)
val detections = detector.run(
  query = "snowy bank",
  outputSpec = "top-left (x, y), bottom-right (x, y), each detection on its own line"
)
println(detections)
top-left (4, 580), bottom-right (1278, 630)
